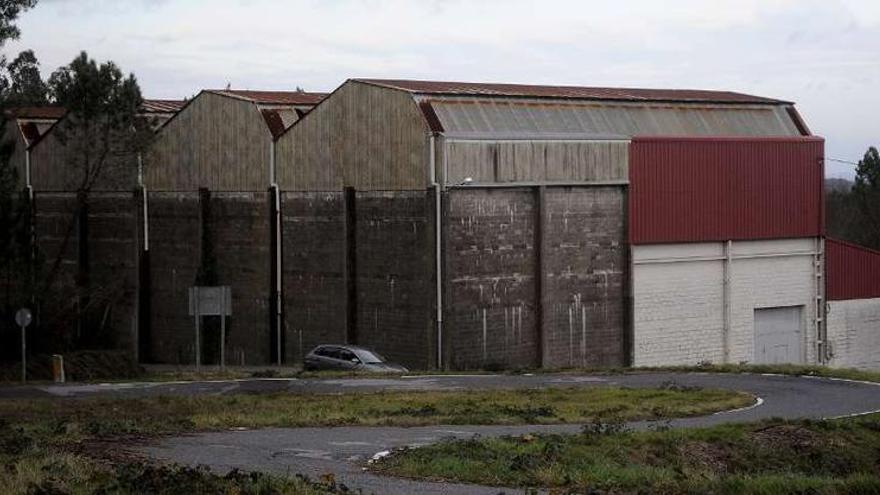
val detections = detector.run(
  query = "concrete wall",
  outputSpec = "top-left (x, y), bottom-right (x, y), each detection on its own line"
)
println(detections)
top-left (281, 191), bottom-right (347, 362)
top-left (632, 238), bottom-right (818, 366)
top-left (32, 192), bottom-right (139, 353)
top-left (445, 188), bottom-right (539, 369)
top-left (542, 187), bottom-right (627, 368)
top-left (146, 191), bottom-right (271, 365)
top-left (827, 298), bottom-right (880, 370)
top-left (280, 190), bottom-right (435, 369)
top-left (211, 192), bottom-right (271, 364)
top-left (146, 192), bottom-right (201, 363)
top-left (355, 190), bottom-right (435, 370)
top-left (444, 186), bottom-right (626, 370)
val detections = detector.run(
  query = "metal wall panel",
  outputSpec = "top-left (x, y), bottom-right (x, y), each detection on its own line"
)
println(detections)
top-left (629, 137), bottom-right (824, 244)
top-left (826, 238), bottom-right (880, 301)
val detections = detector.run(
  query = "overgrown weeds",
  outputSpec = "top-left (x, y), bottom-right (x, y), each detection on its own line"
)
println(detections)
top-left (373, 414), bottom-right (880, 494)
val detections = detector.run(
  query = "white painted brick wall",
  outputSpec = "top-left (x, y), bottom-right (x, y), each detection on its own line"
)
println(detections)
top-left (827, 298), bottom-right (880, 370)
top-left (633, 238), bottom-right (818, 367)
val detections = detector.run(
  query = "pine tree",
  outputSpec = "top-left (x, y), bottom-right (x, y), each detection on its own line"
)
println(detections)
top-left (852, 147), bottom-right (880, 249)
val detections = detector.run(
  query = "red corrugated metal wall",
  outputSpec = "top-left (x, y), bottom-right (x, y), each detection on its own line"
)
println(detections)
top-left (629, 136), bottom-right (824, 244)
top-left (826, 238), bottom-right (880, 300)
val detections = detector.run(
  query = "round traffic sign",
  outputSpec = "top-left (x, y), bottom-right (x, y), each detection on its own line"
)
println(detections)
top-left (15, 308), bottom-right (32, 328)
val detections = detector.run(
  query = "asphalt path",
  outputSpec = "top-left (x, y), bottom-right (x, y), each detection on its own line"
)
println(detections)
top-left (4, 372), bottom-right (880, 494)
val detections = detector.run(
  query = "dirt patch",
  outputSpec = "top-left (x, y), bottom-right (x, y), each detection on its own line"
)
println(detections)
top-left (678, 440), bottom-right (731, 473)
top-left (750, 424), bottom-right (824, 451)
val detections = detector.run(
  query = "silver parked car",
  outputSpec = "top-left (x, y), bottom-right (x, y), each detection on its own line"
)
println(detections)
top-left (303, 345), bottom-right (408, 373)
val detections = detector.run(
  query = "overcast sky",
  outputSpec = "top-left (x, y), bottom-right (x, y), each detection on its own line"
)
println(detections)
top-left (8, 0), bottom-right (879, 177)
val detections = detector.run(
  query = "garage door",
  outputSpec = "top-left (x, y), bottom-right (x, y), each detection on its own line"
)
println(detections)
top-left (754, 306), bottom-right (803, 364)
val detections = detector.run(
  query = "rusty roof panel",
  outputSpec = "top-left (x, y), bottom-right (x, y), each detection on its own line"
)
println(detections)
top-left (261, 109), bottom-right (286, 139)
top-left (358, 78), bottom-right (791, 105)
top-left (19, 122), bottom-right (41, 143)
top-left (211, 89), bottom-right (327, 106)
top-left (5, 106), bottom-right (65, 120)
top-left (141, 99), bottom-right (186, 114)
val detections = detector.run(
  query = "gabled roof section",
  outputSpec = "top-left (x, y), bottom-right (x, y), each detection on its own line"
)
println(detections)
top-left (27, 97), bottom-right (186, 149)
top-left (355, 78), bottom-right (792, 105)
top-left (208, 89), bottom-right (327, 106)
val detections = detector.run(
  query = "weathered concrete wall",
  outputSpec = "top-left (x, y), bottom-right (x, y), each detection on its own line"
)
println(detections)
top-left (444, 186), bottom-right (626, 370)
top-left (827, 298), bottom-right (880, 370)
top-left (542, 187), bottom-right (626, 368)
top-left (31, 192), bottom-right (138, 353)
top-left (211, 192), bottom-right (271, 365)
top-left (32, 193), bottom-right (80, 344)
top-left (147, 192), bottom-right (200, 363)
top-left (86, 193), bottom-right (139, 352)
top-left (281, 192), bottom-right (347, 363)
top-left (146, 191), bottom-right (272, 365)
top-left (632, 238), bottom-right (818, 367)
top-left (445, 188), bottom-right (539, 370)
top-left (355, 190), bottom-right (434, 370)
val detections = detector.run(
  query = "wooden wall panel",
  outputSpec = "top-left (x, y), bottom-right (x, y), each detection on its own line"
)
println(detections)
top-left (145, 92), bottom-right (271, 191)
top-left (275, 81), bottom-right (429, 191)
top-left (29, 122), bottom-right (138, 192)
top-left (445, 140), bottom-right (628, 184)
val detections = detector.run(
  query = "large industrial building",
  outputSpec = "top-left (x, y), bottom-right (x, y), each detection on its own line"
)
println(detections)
top-left (16, 78), bottom-right (880, 371)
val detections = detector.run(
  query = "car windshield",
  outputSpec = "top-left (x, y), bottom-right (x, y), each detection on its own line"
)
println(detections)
top-left (353, 349), bottom-right (385, 364)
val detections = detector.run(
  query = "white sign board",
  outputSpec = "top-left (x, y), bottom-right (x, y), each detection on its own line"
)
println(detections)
top-left (188, 286), bottom-right (232, 316)
top-left (15, 308), bottom-right (32, 328)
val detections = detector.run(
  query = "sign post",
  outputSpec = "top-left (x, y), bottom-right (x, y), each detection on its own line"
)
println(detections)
top-left (188, 286), bottom-right (232, 370)
top-left (15, 308), bottom-right (32, 383)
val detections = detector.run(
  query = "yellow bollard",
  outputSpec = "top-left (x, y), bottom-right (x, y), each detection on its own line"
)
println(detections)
top-left (51, 354), bottom-right (65, 383)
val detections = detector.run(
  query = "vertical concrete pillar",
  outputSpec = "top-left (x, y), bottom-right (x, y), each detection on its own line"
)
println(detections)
top-left (76, 191), bottom-right (90, 337)
top-left (534, 185), bottom-right (547, 368)
top-left (344, 186), bottom-right (358, 345)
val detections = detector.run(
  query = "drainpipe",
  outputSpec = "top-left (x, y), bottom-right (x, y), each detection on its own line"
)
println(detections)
top-left (430, 134), bottom-right (443, 370)
top-left (138, 154), bottom-right (149, 363)
top-left (270, 140), bottom-right (283, 365)
top-left (25, 149), bottom-right (35, 306)
top-left (723, 239), bottom-right (732, 364)
top-left (138, 154), bottom-right (149, 251)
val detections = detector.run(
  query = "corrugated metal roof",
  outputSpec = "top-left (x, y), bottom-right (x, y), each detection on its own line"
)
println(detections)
top-left (4, 106), bottom-right (65, 120)
top-left (357, 78), bottom-right (791, 105)
top-left (19, 122), bottom-right (41, 143)
top-left (629, 137), bottom-right (824, 244)
top-left (423, 97), bottom-right (801, 138)
top-left (826, 238), bottom-right (880, 301)
top-left (261, 109), bottom-right (286, 139)
top-left (141, 99), bottom-right (186, 114)
top-left (210, 89), bottom-right (327, 105)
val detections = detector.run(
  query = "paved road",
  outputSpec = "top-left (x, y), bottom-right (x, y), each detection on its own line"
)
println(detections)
top-left (4, 372), bottom-right (880, 493)
top-left (120, 373), bottom-right (880, 494)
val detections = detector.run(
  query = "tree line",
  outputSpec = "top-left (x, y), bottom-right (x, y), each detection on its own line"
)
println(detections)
top-left (826, 147), bottom-right (880, 250)
top-left (0, 0), bottom-right (151, 360)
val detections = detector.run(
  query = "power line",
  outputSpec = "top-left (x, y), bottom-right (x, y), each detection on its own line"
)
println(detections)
top-left (827, 158), bottom-right (859, 166)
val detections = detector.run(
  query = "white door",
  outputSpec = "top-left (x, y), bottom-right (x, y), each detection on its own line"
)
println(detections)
top-left (754, 306), bottom-right (803, 364)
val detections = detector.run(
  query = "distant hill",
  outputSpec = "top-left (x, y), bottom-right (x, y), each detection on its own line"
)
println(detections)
top-left (826, 178), bottom-right (853, 193)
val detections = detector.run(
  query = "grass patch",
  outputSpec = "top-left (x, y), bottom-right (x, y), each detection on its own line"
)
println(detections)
top-left (0, 385), bottom-right (748, 494)
top-left (373, 414), bottom-right (880, 494)
top-left (0, 386), bottom-right (751, 435)
top-left (642, 362), bottom-right (880, 384)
